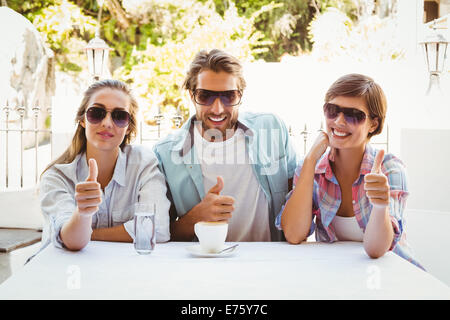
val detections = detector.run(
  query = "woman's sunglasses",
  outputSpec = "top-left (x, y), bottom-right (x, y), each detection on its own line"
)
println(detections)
top-left (85, 106), bottom-right (130, 128)
top-left (323, 103), bottom-right (368, 125)
top-left (193, 89), bottom-right (242, 107)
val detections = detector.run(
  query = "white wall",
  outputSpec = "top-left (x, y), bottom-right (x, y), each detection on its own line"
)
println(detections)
top-left (0, 188), bottom-right (43, 230)
top-left (406, 209), bottom-right (450, 286)
top-left (400, 128), bottom-right (450, 286)
top-left (51, 72), bottom-right (89, 160)
top-left (401, 129), bottom-right (450, 212)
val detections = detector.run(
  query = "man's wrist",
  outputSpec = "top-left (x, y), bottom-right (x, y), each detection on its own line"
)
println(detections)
top-left (171, 210), bottom-right (198, 241)
top-left (184, 204), bottom-right (204, 224)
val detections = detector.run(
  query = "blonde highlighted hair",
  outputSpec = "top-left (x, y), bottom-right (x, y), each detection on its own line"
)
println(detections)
top-left (42, 79), bottom-right (138, 176)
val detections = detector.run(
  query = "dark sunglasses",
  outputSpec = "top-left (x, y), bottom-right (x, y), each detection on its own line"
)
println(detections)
top-left (323, 103), bottom-right (368, 125)
top-left (85, 106), bottom-right (130, 128)
top-left (193, 89), bottom-right (242, 107)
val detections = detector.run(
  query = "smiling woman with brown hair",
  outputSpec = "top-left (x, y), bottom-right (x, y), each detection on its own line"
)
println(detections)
top-left (40, 79), bottom-right (170, 251)
top-left (276, 73), bottom-right (423, 269)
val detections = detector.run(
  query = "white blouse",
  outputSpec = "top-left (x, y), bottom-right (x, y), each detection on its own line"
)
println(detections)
top-left (39, 144), bottom-right (171, 249)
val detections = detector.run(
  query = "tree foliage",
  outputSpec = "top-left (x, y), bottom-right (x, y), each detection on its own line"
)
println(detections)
top-left (9, 0), bottom-right (399, 125)
top-left (115, 0), bottom-right (275, 122)
top-left (205, 0), bottom-right (360, 61)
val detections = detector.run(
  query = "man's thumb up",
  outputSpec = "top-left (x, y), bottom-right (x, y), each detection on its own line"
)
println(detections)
top-left (86, 158), bottom-right (98, 182)
top-left (208, 176), bottom-right (224, 195)
top-left (371, 149), bottom-right (385, 174)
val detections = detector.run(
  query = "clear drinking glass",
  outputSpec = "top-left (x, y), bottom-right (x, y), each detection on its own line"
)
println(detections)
top-left (134, 203), bottom-right (156, 255)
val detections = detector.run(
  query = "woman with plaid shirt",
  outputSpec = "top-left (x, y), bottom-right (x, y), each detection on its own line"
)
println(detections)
top-left (276, 74), bottom-right (422, 269)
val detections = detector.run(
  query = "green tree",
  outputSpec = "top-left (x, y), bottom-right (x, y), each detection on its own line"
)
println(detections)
top-left (6, 0), bottom-right (57, 20)
top-left (115, 1), bottom-right (274, 124)
top-left (26, 0), bottom-right (97, 73)
top-left (10, 0), bottom-right (394, 127)
top-left (205, 0), bottom-right (359, 61)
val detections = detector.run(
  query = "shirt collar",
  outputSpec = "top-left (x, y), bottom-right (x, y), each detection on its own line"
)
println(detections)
top-left (177, 114), bottom-right (254, 157)
top-left (315, 144), bottom-right (375, 182)
top-left (53, 148), bottom-right (127, 187)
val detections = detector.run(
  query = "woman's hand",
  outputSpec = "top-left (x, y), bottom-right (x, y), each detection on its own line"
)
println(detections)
top-left (363, 149), bottom-right (394, 259)
top-left (75, 159), bottom-right (102, 216)
top-left (306, 131), bottom-right (334, 163)
top-left (61, 158), bottom-right (101, 250)
top-left (364, 149), bottom-right (390, 208)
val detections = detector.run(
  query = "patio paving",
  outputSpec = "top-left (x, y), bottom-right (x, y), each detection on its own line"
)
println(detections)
top-left (0, 228), bottom-right (41, 253)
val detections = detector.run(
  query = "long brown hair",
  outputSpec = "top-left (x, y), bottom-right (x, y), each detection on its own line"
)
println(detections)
top-left (41, 79), bottom-right (138, 176)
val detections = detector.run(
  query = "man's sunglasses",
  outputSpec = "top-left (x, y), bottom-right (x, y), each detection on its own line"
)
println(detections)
top-left (323, 103), bottom-right (368, 125)
top-left (193, 89), bottom-right (242, 107)
top-left (85, 106), bottom-right (130, 128)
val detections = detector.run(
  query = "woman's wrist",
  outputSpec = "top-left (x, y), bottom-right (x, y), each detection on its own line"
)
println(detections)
top-left (370, 205), bottom-right (390, 222)
top-left (70, 209), bottom-right (94, 236)
top-left (73, 208), bottom-right (94, 223)
top-left (303, 155), bottom-right (319, 169)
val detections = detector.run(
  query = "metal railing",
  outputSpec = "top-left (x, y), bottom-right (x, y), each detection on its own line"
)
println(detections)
top-left (1, 103), bottom-right (52, 188)
top-left (288, 122), bottom-right (389, 155)
top-left (1, 107), bottom-right (389, 190)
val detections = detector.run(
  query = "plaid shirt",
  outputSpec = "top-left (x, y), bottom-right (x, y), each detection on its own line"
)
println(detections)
top-left (276, 144), bottom-right (423, 269)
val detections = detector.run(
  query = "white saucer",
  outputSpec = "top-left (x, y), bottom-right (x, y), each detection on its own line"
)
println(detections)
top-left (185, 244), bottom-right (238, 258)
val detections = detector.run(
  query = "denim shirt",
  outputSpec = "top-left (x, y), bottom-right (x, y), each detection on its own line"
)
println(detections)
top-left (39, 145), bottom-right (171, 249)
top-left (153, 112), bottom-right (298, 241)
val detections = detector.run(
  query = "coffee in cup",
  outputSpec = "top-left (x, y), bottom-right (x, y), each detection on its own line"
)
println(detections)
top-left (194, 221), bottom-right (228, 253)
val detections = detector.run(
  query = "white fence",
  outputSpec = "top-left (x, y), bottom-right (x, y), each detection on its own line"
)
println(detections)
top-left (1, 104), bottom-right (390, 191)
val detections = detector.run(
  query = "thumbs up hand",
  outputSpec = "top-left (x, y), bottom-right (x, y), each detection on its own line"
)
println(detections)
top-left (306, 131), bottom-right (330, 163)
top-left (207, 176), bottom-right (224, 195)
top-left (75, 158), bottom-right (102, 216)
top-left (371, 149), bottom-right (384, 174)
top-left (86, 158), bottom-right (98, 182)
top-left (364, 149), bottom-right (390, 208)
top-left (191, 176), bottom-right (235, 223)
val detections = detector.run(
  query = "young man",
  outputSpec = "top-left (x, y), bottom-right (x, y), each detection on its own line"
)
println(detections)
top-left (153, 49), bottom-right (297, 241)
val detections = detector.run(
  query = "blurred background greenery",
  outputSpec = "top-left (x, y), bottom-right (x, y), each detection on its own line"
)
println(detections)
top-left (6, 0), bottom-right (398, 124)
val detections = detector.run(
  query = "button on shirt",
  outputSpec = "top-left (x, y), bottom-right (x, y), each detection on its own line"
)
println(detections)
top-left (40, 145), bottom-right (171, 249)
top-left (276, 144), bottom-right (423, 269)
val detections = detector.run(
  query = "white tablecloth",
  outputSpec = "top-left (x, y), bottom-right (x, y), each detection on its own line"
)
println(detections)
top-left (0, 241), bottom-right (448, 299)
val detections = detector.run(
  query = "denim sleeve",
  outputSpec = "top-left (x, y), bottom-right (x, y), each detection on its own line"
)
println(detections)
top-left (152, 143), bottom-right (179, 223)
top-left (39, 169), bottom-right (77, 249)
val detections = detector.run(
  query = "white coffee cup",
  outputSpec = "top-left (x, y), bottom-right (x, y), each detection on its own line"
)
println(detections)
top-left (194, 221), bottom-right (228, 253)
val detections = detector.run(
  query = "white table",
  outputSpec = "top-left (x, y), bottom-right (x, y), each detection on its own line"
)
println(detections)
top-left (0, 241), bottom-right (448, 300)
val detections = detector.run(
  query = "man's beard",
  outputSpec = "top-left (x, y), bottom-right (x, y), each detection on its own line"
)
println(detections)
top-left (199, 113), bottom-right (238, 142)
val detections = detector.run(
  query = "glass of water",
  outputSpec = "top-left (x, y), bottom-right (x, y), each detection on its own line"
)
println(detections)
top-left (134, 203), bottom-right (156, 255)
